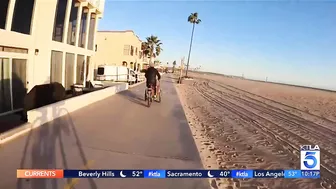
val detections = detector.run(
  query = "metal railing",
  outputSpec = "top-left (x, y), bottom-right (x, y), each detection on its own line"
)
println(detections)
top-left (96, 73), bottom-right (135, 81)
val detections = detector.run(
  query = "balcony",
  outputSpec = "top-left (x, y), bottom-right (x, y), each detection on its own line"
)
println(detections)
top-left (80, 0), bottom-right (105, 15)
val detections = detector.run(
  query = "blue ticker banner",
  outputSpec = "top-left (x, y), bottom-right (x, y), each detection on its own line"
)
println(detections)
top-left (143, 170), bottom-right (232, 178)
top-left (63, 170), bottom-right (145, 178)
top-left (62, 169), bottom-right (317, 179)
top-left (166, 170), bottom-right (231, 178)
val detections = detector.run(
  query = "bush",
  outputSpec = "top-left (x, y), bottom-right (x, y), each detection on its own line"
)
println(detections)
top-left (24, 82), bottom-right (66, 110)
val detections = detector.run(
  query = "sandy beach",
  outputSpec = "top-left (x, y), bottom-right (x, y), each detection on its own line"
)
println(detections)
top-left (175, 72), bottom-right (336, 189)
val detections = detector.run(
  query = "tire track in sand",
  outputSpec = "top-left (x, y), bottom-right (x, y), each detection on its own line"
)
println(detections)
top-left (193, 80), bottom-right (335, 189)
top-left (206, 82), bottom-right (336, 163)
top-left (198, 81), bottom-right (336, 180)
top-left (205, 81), bottom-right (336, 174)
top-left (213, 80), bottom-right (336, 130)
top-left (208, 80), bottom-right (336, 136)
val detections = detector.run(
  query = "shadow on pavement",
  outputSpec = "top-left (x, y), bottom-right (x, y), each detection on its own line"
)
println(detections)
top-left (16, 79), bottom-right (97, 189)
top-left (171, 99), bottom-right (203, 163)
top-left (117, 89), bottom-right (147, 107)
top-left (165, 74), bottom-right (176, 80)
top-left (161, 79), bottom-right (175, 84)
top-left (59, 108), bottom-right (97, 189)
top-left (173, 103), bottom-right (202, 161)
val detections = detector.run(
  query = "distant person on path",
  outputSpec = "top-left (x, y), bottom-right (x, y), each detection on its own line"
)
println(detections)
top-left (145, 63), bottom-right (161, 98)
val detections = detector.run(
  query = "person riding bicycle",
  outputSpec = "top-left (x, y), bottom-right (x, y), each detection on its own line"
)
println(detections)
top-left (145, 63), bottom-right (161, 98)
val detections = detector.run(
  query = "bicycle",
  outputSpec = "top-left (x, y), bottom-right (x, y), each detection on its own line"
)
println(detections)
top-left (144, 84), bottom-right (154, 107)
top-left (156, 80), bottom-right (162, 103)
top-left (144, 81), bottom-right (161, 107)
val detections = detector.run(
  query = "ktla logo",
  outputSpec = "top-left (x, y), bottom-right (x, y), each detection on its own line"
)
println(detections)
top-left (300, 145), bottom-right (320, 170)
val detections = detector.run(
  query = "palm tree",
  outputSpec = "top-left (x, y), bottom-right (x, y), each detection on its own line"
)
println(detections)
top-left (145, 35), bottom-right (163, 64)
top-left (141, 41), bottom-right (149, 62)
top-left (186, 12), bottom-right (201, 77)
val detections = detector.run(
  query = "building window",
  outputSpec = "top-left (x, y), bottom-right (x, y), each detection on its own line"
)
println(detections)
top-left (139, 51), bottom-right (142, 59)
top-left (12, 59), bottom-right (27, 110)
top-left (50, 51), bottom-right (63, 84)
top-left (11, 0), bottom-right (35, 34)
top-left (135, 48), bottom-right (138, 56)
top-left (123, 45), bottom-right (130, 55)
top-left (78, 8), bottom-right (88, 48)
top-left (76, 55), bottom-right (85, 84)
top-left (0, 0), bottom-right (10, 29)
top-left (130, 46), bottom-right (134, 56)
top-left (0, 58), bottom-right (11, 114)
top-left (0, 58), bottom-right (27, 114)
top-left (67, 0), bottom-right (78, 45)
top-left (53, 0), bottom-right (67, 42)
top-left (88, 13), bottom-right (96, 50)
top-left (65, 53), bottom-right (75, 90)
top-left (86, 56), bottom-right (90, 79)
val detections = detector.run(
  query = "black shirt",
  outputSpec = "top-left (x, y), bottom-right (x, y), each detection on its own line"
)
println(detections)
top-left (145, 67), bottom-right (161, 83)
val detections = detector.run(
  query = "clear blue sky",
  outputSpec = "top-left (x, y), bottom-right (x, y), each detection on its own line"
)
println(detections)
top-left (98, 1), bottom-right (336, 90)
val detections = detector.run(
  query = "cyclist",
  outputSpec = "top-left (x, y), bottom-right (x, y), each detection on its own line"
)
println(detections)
top-left (145, 63), bottom-right (161, 98)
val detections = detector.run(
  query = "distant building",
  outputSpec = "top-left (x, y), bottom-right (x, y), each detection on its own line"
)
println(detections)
top-left (0, 0), bottom-right (105, 116)
top-left (94, 30), bottom-right (149, 73)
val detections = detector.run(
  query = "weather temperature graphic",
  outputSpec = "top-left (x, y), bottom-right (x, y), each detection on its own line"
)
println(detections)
top-left (16, 145), bottom-right (321, 180)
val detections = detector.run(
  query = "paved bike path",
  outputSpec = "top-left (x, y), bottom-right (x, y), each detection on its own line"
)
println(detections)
top-left (0, 75), bottom-right (210, 189)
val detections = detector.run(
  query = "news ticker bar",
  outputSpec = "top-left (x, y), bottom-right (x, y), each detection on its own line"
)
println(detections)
top-left (17, 169), bottom-right (320, 179)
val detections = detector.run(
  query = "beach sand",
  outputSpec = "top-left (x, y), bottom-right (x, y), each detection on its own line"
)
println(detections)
top-left (174, 72), bottom-right (336, 189)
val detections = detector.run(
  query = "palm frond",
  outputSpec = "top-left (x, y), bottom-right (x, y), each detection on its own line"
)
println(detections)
top-left (155, 46), bottom-right (162, 57)
top-left (188, 12), bottom-right (201, 24)
top-left (144, 35), bottom-right (163, 59)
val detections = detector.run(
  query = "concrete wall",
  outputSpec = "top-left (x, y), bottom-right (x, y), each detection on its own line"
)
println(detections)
top-left (27, 83), bottom-right (128, 127)
top-left (0, 83), bottom-right (128, 144)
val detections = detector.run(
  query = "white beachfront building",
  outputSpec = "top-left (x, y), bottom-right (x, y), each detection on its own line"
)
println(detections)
top-left (0, 0), bottom-right (105, 116)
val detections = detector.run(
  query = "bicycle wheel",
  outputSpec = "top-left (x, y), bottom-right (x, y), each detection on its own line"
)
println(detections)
top-left (147, 91), bottom-right (152, 107)
top-left (158, 90), bottom-right (161, 103)
top-left (144, 89), bottom-right (147, 101)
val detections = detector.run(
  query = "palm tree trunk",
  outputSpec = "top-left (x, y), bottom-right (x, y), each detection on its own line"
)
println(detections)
top-left (186, 23), bottom-right (195, 77)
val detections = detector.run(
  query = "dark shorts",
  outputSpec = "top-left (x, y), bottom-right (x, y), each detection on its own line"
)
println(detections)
top-left (146, 80), bottom-right (157, 88)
